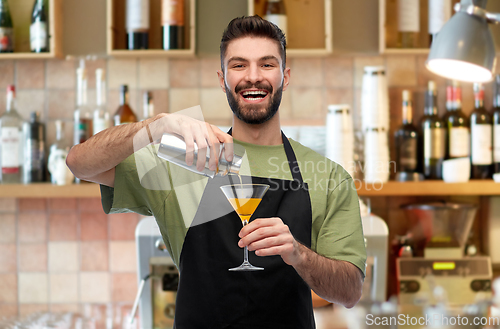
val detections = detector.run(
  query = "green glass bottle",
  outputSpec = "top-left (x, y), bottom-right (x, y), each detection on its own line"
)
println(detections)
top-left (30, 0), bottom-right (49, 53)
top-left (0, 0), bottom-right (14, 53)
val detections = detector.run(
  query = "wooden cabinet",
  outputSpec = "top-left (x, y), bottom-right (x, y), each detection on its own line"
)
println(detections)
top-left (106, 0), bottom-right (195, 57)
top-left (248, 0), bottom-right (332, 56)
top-left (0, 0), bottom-right (62, 59)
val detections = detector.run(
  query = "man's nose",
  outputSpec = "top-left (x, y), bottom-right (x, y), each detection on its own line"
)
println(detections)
top-left (245, 64), bottom-right (262, 83)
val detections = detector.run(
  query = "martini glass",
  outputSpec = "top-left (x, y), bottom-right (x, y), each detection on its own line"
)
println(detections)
top-left (220, 183), bottom-right (270, 271)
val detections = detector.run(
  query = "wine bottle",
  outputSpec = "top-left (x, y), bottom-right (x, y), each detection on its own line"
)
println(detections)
top-left (142, 91), bottom-right (154, 120)
top-left (397, 0), bottom-right (420, 48)
top-left (421, 81), bottom-right (445, 179)
top-left (73, 66), bottom-right (92, 146)
top-left (0, 0), bottom-right (14, 53)
top-left (22, 111), bottom-right (46, 183)
top-left (0, 86), bottom-right (24, 184)
top-left (428, 0), bottom-right (451, 46)
top-left (494, 75), bottom-right (500, 174)
top-left (264, 0), bottom-right (287, 36)
top-left (30, 0), bottom-right (49, 53)
top-left (446, 81), bottom-right (470, 159)
top-left (470, 83), bottom-right (492, 179)
top-left (162, 0), bottom-right (184, 50)
top-left (126, 0), bottom-right (149, 49)
top-left (93, 68), bottom-right (110, 135)
top-left (395, 90), bottom-right (419, 174)
top-left (114, 85), bottom-right (138, 126)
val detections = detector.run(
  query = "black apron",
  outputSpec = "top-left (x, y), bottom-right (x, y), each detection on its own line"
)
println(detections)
top-left (174, 132), bottom-right (315, 329)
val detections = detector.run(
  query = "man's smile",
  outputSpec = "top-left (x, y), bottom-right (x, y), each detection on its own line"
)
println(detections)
top-left (240, 89), bottom-right (269, 103)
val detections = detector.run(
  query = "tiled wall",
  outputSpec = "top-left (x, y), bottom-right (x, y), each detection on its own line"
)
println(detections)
top-left (0, 197), bottom-right (141, 318)
top-left (1, 54), bottom-right (500, 318)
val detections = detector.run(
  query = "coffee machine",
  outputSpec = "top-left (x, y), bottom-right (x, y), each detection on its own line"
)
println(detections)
top-left (133, 217), bottom-right (179, 329)
top-left (396, 202), bottom-right (492, 306)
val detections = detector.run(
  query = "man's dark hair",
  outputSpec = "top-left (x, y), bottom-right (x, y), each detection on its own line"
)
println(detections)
top-left (220, 15), bottom-right (287, 71)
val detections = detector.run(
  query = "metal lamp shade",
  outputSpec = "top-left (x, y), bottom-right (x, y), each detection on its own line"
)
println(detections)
top-left (426, 11), bottom-right (496, 83)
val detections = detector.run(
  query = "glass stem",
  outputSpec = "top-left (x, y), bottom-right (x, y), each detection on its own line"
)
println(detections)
top-left (243, 220), bottom-right (249, 264)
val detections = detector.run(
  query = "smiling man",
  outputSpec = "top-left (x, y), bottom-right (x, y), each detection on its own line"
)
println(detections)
top-left (66, 16), bottom-right (366, 329)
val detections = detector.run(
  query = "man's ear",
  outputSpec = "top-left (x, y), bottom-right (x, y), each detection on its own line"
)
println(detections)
top-left (217, 69), bottom-right (226, 93)
top-left (283, 67), bottom-right (291, 92)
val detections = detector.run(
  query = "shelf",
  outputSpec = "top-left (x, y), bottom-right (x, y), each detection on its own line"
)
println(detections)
top-left (107, 0), bottom-right (196, 57)
top-left (355, 180), bottom-right (500, 196)
top-left (1, 180), bottom-right (500, 198)
top-left (248, 0), bottom-right (332, 57)
top-left (0, 183), bottom-right (101, 198)
top-left (0, 0), bottom-right (63, 60)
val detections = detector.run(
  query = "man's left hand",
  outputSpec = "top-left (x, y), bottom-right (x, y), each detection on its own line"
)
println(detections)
top-left (238, 217), bottom-right (303, 266)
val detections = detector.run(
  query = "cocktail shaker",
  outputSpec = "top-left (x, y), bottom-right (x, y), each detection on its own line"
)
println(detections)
top-left (157, 133), bottom-right (243, 178)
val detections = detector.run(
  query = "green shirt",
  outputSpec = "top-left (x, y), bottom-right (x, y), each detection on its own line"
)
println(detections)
top-left (100, 138), bottom-right (366, 275)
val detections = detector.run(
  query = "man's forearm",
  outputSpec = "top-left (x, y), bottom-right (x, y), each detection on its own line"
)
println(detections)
top-left (293, 243), bottom-right (363, 308)
top-left (66, 115), bottom-right (160, 182)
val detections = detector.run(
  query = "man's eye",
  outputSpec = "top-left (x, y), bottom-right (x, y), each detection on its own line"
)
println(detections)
top-left (263, 64), bottom-right (274, 68)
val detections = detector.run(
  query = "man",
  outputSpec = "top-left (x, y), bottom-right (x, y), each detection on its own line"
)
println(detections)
top-left (67, 16), bottom-right (366, 329)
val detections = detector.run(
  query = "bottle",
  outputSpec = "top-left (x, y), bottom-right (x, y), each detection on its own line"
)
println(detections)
top-left (162, 0), bottom-right (184, 50)
top-left (395, 90), bottom-right (419, 174)
top-left (126, 0), bottom-right (149, 49)
top-left (114, 85), bottom-right (138, 125)
top-left (30, 0), bottom-right (49, 53)
top-left (73, 66), bottom-right (92, 146)
top-left (142, 91), bottom-right (154, 120)
top-left (428, 0), bottom-right (451, 46)
top-left (421, 81), bottom-right (445, 179)
top-left (446, 81), bottom-right (470, 159)
top-left (93, 68), bottom-right (110, 135)
top-left (158, 133), bottom-right (244, 178)
top-left (397, 0), bottom-right (420, 48)
top-left (0, 86), bottom-right (24, 184)
top-left (494, 75), bottom-right (500, 174)
top-left (470, 83), bottom-right (492, 179)
top-left (48, 120), bottom-right (74, 185)
top-left (22, 112), bottom-right (46, 183)
top-left (264, 0), bottom-right (287, 36)
top-left (0, 0), bottom-right (14, 53)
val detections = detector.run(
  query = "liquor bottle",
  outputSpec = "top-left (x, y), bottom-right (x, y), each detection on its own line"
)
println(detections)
top-left (0, 86), bottom-right (24, 184)
top-left (264, 0), bottom-right (287, 36)
top-left (30, 0), bottom-right (49, 53)
top-left (73, 66), bottom-right (92, 146)
top-left (446, 81), bottom-right (470, 159)
top-left (142, 91), bottom-right (154, 120)
top-left (22, 112), bottom-right (46, 183)
top-left (48, 120), bottom-right (74, 185)
top-left (421, 81), bottom-right (445, 179)
top-left (126, 0), bottom-right (149, 49)
top-left (114, 85), bottom-right (138, 125)
top-left (428, 0), bottom-right (451, 46)
top-left (395, 90), bottom-right (419, 174)
top-left (0, 0), bottom-right (14, 53)
top-left (494, 75), bottom-right (500, 174)
top-left (93, 68), bottom-right (110, 135)
top-left (470, 83), bottom-right (492, 179)
top-left (162, 0), bottom-right (184, 50)
top-left (397, 0), bottom-right (420, 48)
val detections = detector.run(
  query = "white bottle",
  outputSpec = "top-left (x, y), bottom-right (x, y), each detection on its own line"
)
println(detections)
top-left (0, 85), bottom-right (24, 184)
top-left (398, 0), bottom-right (420, 48)
top-left (48, 120), bottom-right (74, 185)
top-left (142, 91), bottom-right (154, 121)
top-left (428, 0), bottom-right (451, 45)
top-left (93, 68), bottom-right (110, 135)
top-left (264, 0), bottom-right (287, 37)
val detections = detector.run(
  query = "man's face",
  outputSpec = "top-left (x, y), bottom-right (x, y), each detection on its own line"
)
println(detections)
top-left (218, 36), bottom-right (290, 125)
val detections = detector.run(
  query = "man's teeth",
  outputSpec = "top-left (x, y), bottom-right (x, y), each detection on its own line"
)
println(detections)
top-left (242, 90), bottom-right (267, 100)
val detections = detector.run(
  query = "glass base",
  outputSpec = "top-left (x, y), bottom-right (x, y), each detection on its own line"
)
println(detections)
top-left (228, 261), bottom-right (264, 271)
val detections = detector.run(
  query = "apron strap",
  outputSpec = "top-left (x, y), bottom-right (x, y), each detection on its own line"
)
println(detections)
top-left (226, 128), bottom-right (304, 184)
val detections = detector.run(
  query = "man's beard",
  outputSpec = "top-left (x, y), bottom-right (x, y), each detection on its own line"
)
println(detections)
top-left (225, 80), bottom-right (283, 125)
